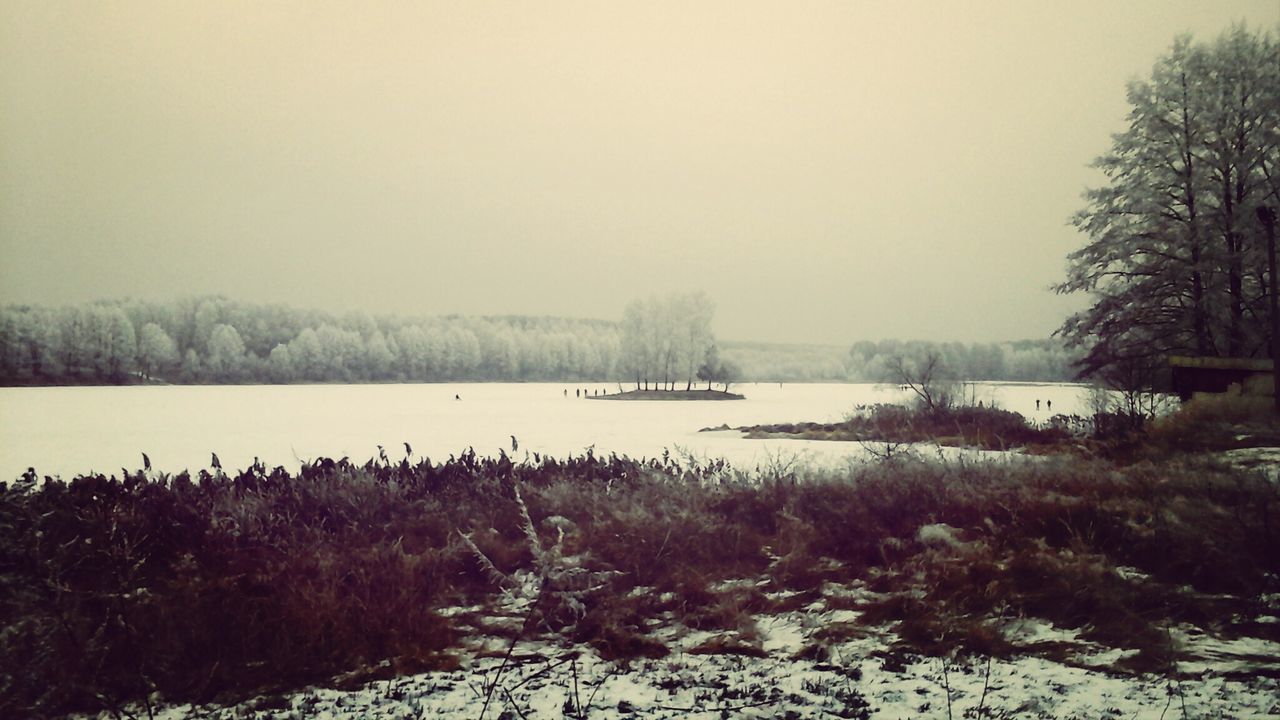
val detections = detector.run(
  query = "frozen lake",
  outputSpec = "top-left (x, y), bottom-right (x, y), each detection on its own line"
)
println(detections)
top-left (0, 381), bottom-right (1098, 480)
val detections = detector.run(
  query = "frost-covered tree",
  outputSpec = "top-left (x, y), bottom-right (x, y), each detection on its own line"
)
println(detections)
top-left (267, 343), bottom-right (295, 383)
top-left (619, 292), bottom-right (718, 390)
top-left (88, 307), bottom-right (137, 382)
top-left (1, 296), bottom-right (678, 384)
top-left (446, 327), bottom-right (482, 378)
top-left (364, 331), bottom-right (396, 379)
top-left (394, 326), bottom-right (429, 380)
top-left (179, 348), bottom-right (202, 383)
top-left (315, 324), bottom-right (363, 380)
top-left (697, 342), bottom-right (722, 390)
top-left (1058, 26), bottom-right (1280, 382)
top-left (718, 359), bottom-right (741, 393)
top-left (0, 307), bottom-right (62, 380)
top-left (619, 300), bottom-right (651, 388)
top-left (137, 322), bottom-right (178, 380)
top-left (205, 324), bottom-right (246, 381)
top-left (289, 327), bottom-right (325, 381)
top-left (678, 292), bottom-right (715, 390)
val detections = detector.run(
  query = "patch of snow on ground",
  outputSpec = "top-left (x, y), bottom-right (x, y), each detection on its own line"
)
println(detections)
top-left (999, 617), bottom-right (1082, 646)
top-left (70, 579), bottom-right (1280, 719)
top-left (1173, 624), bottom-right (1280, 676)
top-left (759, 615), bottom-right (807, 655)
top-left (88, 642), bottom-right (1280, 720)
top-left (1217, 447), bottom-right (1280, 480)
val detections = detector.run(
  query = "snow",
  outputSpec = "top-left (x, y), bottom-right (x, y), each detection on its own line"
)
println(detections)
top-left (87, 639), bottom-right (1280, 720)
top-left (75, 600), bottom-right (1280, 720)
top-left (1172, 625), bottom-right (1280, 676)
top-left (1216, 447), bottom-right (1280, 481)
top-left (2, 381), bottom-right (1106, 480)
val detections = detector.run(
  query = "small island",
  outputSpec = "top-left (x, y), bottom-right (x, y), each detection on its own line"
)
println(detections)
top-left (590, 388), bottom-right (744, 401)
top-left (604, 292), bottom-right (744, 400)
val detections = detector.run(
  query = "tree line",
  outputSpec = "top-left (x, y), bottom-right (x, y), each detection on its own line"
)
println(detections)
top-left (0, 298), bottom-right (624, 385)
top-left (1058, 25), bottom-right (1279, 389)
top-left (846, 338), bottom-right (1079, 383)
top-left (0, 296), bottom-right (1081, 386)
top-left (719, 339), bottom-right (1077, 384)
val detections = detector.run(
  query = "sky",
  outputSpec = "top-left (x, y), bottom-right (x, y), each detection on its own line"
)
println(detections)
top-left (2, 1), bottom-right (1277, 345)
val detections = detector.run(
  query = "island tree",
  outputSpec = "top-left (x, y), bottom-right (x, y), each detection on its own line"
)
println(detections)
top-left (619, 292), bottom-right (717, 391)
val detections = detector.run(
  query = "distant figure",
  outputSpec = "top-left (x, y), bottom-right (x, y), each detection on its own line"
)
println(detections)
top-left (594, 389), bottom-right (599, 396)
top-left (455, 394), bottom-right (461, 400)
top-left (1046, 399), bottom-right (1052, 412)
top-left (576, 388), bottom-right (580, 398)
top-left (404, 442), bottom-right (413, 458)
top-left (211, 452), bottom-right (222, 471)
top-left (511, 435), bottom-right (519, 452)
top-left (563, 388), bottom-right (568, 397)
top-left (1036, 399), bottom-right (1041, 411)
top-left (142, 452), bottom-right (151, 471)
top-left (977, 401), bottom-right (984, 409)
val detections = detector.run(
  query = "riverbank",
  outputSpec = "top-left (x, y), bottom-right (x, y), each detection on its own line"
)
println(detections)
top-left (721, 404), bottom-right (1069, 450)
top-left (721, 394), bottom-right (1280, 465)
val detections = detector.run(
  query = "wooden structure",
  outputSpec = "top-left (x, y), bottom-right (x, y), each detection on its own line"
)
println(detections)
top-left (1169, 356), bottom-right (1275, 401)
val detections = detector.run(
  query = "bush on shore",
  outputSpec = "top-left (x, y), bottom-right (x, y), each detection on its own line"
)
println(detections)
top-left (1, 450), bottom-right (1276, 717)
top-left (742, 403), bottom-right (1071, 450)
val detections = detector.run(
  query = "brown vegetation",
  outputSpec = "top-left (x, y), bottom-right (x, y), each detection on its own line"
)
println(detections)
top-left (1, 435), bottom-right (1277, 717)
top-left (736, 403), bottom-right (1070, 450)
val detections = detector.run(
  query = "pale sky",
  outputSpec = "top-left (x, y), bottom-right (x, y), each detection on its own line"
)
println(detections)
top-left (2, 1), bottom-right (1277, 344)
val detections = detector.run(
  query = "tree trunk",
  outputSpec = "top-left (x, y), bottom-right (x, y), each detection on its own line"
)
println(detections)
top-left (1179, 78), bottom-right (1212, 356)
top-left (1222, 171), bottom-right (1245, 356)
top-left (1258, 206), bottom-right (1278, 414)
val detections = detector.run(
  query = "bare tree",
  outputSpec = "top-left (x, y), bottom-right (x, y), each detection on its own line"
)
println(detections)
top-left (886, 350), bottom-right (955, 413)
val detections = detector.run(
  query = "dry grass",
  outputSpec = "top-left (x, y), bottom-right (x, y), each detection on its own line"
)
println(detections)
top-left (740, 403), bottom-right (1071, 450)
top-left (2, 444), bottom-right (1277, 717)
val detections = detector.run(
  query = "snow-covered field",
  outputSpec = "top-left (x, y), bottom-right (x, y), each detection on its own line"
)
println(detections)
top-left (94, 630), bottom-right (1280, 719)
top-left (81, 583), bottom-right (1280, 720)
top-left (124, 649), bottom-right (1279, 720)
